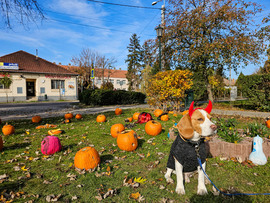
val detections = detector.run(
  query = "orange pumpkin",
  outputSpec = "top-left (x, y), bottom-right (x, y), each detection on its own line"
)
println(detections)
top-left (96, 114), bottom-right (106, 123)
top-left (0, 136), bottom-right (3, 151)
top-left (117, 130), bottom-right (138, 151)
top-left (154, 109), bottom-right (163, 117)
top-left (64, 119), bottom-right (71, 123)
top-left (133, 112), bottom-right (140, 120)
top-left (115, 108), bottom-right (122, 115)
top-left (266, 117), bottom-right (270, 128)
top-left (74, 146), bottom-right (100, 170)
top-left (111, 123), bottom-right (125, 138)
top-left (145, 120), bottom-right (162, 136)
top-left (161, 114), bottom-right (169, 121)
top-left (173, 113), bottom-right (178, 117)
top-left (64, 113), bottom-right (73, 119)
top-left (2, 123), bottom-right (15, 136)
top-left (125, 117), bottom-right (133, 122)
top-left (168, 111), bottom-right (174, 114)
top-left (32, 115), bottom-right (42, 123)
top-left (75, 114), bottom-right (82, 119)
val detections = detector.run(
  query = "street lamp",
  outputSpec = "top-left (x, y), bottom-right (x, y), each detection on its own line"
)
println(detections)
top-left (152, 0), bottom-right (165, 27)
top-left (155, 24), bottom-right (163, 71)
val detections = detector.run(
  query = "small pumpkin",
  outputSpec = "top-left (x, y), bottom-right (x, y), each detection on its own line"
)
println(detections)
top-left (173, 113), bottom-right (178, 117)
top-left (115, 108), bottom-right (122, 115)
top-left (64, 113), bottom-right (73, 119)
top-left (41, 136), bottom-right (62, 155)
top-left (32, 115), bottom-right (42, 123)
top-left (48, 129), bottom-right (63, 135)
top-left (64, 119), bottom-right (71, 123)
top-left (266, 117), bottom-right (270, 128)
top-left (145, 120), bottom-right (162, 136)
top-left (96, 114), bottom-right (106, 123)
top-left (168, 111), bottom-right (174, 114)
top-left (117, 130), bottom-right (138, 151)
top-left (125, 117), bottom-right (133, 122)
top-left (133, 112), bottom-right (140, 120)
top-left (160, 114), bottom-right (169, 121)
top-left (0, 136), bottom-right (3, 151)
top-left (74, 146), bottom-right (100, 170)
top-left (75, 114), bottom-right (82, 119)
top-left (154, 109), bottom-right (163, 117)
top-left (182, 110), bottom-right (189, 115)
top-left (111, 123), bottom-right (125, 138)
top-left (2, 123), bottom-right (15, 136)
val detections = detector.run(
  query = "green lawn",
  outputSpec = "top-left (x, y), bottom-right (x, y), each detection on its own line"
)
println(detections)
top-left (0, 108), bottom-right (270, 202)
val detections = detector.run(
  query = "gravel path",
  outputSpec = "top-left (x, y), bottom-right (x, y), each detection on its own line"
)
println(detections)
top-left (0, 101), bottom-right (268, 121)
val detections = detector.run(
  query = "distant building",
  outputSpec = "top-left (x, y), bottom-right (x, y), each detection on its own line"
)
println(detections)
top-left (62, 65), bottom-right (129, 90)
top-left (223, 78), bottom-right (237, 101)
top-left (0, 50), bottom-right (78, 102)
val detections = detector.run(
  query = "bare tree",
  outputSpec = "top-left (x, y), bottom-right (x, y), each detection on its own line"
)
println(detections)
top-left (96, 55), bottom-right (117, 84)
top-left (0, 0), bottom-right (44, 29)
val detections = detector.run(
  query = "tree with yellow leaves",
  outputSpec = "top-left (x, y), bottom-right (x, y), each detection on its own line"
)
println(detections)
top-left (146, 70), bottom-right (193, 110)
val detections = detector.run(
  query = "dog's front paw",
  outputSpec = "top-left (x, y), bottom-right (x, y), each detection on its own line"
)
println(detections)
top-left (165, 177), bottom-right (174, 184)
top-left (197, 187), bottom-right (208, 195)
top-left (176, 187), bottom-right (185, 195)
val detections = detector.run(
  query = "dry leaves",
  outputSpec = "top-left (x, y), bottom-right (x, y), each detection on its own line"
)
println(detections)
top-left (45, 194), bottom-right (61, 202)
top-left (129, 192), bottom-right (145, 202)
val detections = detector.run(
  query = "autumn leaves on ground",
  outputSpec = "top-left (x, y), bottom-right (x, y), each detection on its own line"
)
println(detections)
top-left (0, 108), bottom-right (270, 202)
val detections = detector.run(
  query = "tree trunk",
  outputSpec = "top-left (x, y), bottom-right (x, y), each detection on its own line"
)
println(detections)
top-left (206, 83), bottom-right (214, 102)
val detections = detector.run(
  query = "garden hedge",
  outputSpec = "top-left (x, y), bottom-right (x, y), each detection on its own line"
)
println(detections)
top-left (79, 89), bottom-right (146, 106)
top-left (236, 73), bottom-right (270, 111)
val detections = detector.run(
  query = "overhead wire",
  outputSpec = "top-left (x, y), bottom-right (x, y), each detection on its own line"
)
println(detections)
top-left (87, 0), bottom-right (161, 10)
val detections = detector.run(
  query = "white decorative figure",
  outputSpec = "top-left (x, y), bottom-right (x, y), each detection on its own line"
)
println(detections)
top-left (249, 135), bottom-right (267, 165)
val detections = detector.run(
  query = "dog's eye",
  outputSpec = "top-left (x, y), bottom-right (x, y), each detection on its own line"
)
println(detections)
top-left (198, 118), bottom-right (204, 121)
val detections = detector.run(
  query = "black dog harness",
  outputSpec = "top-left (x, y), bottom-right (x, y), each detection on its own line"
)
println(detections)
top-left (167, 133), bottom-right (206, 172)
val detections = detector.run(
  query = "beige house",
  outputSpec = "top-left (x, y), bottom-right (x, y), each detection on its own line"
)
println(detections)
top-left (63, 65), bottom-right (129, 90)
top-left (0, 51), bottom-right (78, 102)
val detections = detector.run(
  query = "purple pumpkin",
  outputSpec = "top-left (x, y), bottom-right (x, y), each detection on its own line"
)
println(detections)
top-left (41, 136), bottom-right (62, 155)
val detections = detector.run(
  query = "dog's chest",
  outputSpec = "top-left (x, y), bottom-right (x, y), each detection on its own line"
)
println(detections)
top-left (170, 136), bottom-right (206, 172)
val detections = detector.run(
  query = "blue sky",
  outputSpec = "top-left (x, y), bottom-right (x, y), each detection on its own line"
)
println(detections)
top-left (0, 0), bottom-right (269, 79)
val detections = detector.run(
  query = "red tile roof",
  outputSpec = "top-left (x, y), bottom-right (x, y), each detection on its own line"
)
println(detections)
top-left (0, 50), bottom-right (77, 75)
top-left (61, 65), bottom-right (127, 78)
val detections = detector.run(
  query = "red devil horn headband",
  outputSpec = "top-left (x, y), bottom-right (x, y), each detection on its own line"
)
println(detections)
top-left (189, 100), bottom-right (212, 117)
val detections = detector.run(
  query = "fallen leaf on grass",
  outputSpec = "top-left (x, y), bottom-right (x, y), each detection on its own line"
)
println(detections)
top-left (67, 173), bottom-right (77, 181)
top-left (129, 192), bottom-right (145, 202)
top-left (134, 177), bottom-right (147, 184)
top-left (45, 194), bottom-right (61, 202)
top-left (0, 174), bottom-right (9, 183)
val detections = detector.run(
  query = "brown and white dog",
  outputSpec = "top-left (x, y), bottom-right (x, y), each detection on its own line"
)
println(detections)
top-left (165, 101), bottom-right (217, 195)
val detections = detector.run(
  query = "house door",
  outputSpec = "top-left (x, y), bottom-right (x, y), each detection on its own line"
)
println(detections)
top-left (26, 80), bottom-right (36, 98)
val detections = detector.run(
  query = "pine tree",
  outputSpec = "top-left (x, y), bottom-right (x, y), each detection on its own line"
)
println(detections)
top-left (125, 34), bottom-right (142, 91)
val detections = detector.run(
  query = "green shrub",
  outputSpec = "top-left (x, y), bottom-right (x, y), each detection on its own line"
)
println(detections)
top-left (79, 89), bottom-right (146, 106)
top-left (236, 73), bottom-right (270, 111)
top-left (216, 118), bottom-right (242, 143)
top-left (244, 123), bottom-right (269, 138)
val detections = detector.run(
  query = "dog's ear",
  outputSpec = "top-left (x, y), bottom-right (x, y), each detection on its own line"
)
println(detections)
top-left (177, 114), bottom-right (194, 139)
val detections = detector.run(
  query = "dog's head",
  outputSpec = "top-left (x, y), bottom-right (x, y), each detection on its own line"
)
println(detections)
top-left (177, 101), bottom-right (217, 140)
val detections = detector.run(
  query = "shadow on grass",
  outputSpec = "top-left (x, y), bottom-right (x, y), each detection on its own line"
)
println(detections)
top-left (137, 138), bottom-right (145, 149)
top-left (190, 192), bottom-right (252, 203)
top-left (4, 142), bottom-right (31, 151)
top-left (100, 154), bottom-right (114, 163)
top-left (0, 181), bottom-right (25, 193)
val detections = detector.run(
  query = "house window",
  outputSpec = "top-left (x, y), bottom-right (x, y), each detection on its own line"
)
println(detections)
top-left (110, 79), bottom-right (114, 84)
top-left (0, 84), bottom-right (9, 89)
top-left (51, 80), bottom-right (65, 89)
top-left (17, 87), bottom-right (23, 94)
top-left (97, 79), bottom-right (101, 85)
top-left (117, 80), bottom-right (120, 84)
top-left (40, 87), bottom-right (45, 94)
top-left (122, 80), bottom-right (126, 85)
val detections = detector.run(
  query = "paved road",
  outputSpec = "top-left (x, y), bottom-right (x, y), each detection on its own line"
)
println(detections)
top-left (0, 101), bottom-right (268, 121)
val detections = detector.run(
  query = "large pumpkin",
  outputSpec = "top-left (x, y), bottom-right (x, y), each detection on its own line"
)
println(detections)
top-left (96, 114), bottom-right (106, 122)
top-left (115, 108), bottom-right (122, 115)
top-left (154, 109), bottom-right (163, 117)
top-left (2, 123), bottom-right (15, 136)
top-left (133, 112), bottom-right (140, 120)
top-left (0, 136), bottom-right (3, 151)
top-left (64, 113), bottom-right (73, 119)
top-left (74, 147), bottom-right (100, 170)
top-left (75, 114), bottom-right (82, 120)
top-left (32, 115), bottom-right (42, 123)
top-left (41, 136), bottom-right (62, 155)
top-left (117, 130), bottom-right (138, 151)
top-left (111, 123), bottom-right (125, 138)
top-left (145, 120), bottom-right (162, 136)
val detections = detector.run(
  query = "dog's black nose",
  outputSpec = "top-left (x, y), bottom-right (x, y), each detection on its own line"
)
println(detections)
top-left (210, 124), bottom-right (217, 131)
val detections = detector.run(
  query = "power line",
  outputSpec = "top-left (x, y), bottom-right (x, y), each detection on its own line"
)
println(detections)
top-left (87, 0), bottom-right (161, 10)
top-left (48, 18), bottom-right (155, 37)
